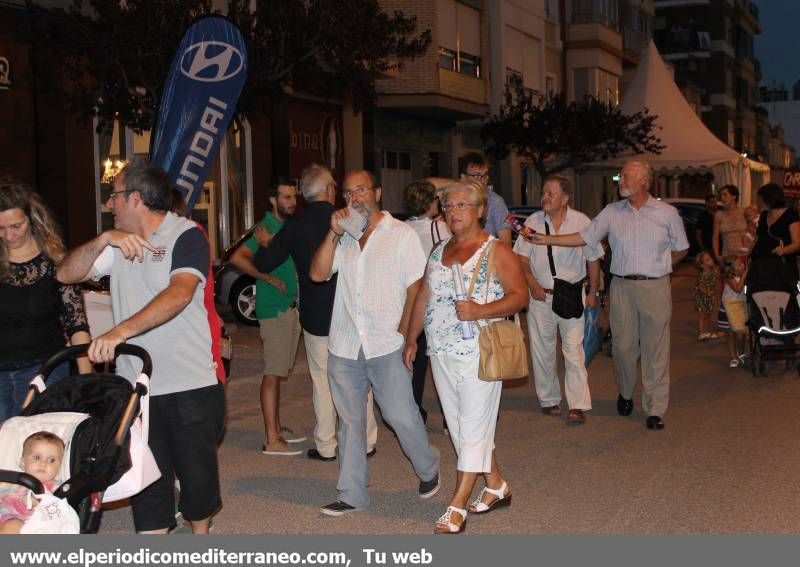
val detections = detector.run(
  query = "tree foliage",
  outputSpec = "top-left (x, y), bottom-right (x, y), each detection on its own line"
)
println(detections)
top-left (27, 0), bottom-right (431, 133)
top-left (481, 75), bottom-right (664, 180)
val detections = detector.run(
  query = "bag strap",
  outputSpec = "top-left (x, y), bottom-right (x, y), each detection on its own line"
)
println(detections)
top-left (430, 219), bottom-right (442, 247)
top-left (545, 222), bottom-right (557, 277)
top-left (466, 238), bottom-right (494, 299)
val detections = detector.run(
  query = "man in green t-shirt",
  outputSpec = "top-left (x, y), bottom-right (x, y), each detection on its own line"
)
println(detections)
top-left (231, 179), bottom-right (305, 455)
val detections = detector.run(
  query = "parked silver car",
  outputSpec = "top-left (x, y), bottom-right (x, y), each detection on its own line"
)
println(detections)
top-left (214, 227), bottom-right (258, 326)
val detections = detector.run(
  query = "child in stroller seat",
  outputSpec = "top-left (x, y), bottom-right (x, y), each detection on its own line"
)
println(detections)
top-left (0, 431), bottom-right (63, 533)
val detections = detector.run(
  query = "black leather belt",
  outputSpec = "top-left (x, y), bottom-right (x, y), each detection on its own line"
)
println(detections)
top-left (613, 274), bottom-right (663, 281)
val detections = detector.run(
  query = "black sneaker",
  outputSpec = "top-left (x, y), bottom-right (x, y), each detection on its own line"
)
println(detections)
top-left (320, 500), bottom-right (362, 516)
top-left (418, 473), bottom-right (441, 499)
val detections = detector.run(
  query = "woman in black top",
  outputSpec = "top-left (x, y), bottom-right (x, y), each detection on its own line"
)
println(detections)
top-left (0, 180), bottom-right (91, 421)
top-left (748, 183), bottom-right (800, 292)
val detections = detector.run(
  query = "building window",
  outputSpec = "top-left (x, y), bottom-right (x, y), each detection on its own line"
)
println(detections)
top-left (437, 0), bottom-right (481, 78)
top-left (573, 67), bottom-right (619, 105)
top-left (571, 0), bottom-right (619, 31)
top-left (505, 25), bottom-right (542, 92)
top-left (383, 150), bottom-right (411, 171)
top-left (544, 0), bottom-right (559, 22)
top-left (546, 75), bottom-right (556, 97)
top-left (574, 68), bottom-right (590, 101)
top-left (727, 120), bottom-right (735, 147)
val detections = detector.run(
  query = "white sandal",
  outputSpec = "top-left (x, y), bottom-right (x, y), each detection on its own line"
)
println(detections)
top-left (434, 506), bottom-right (467, 534)
top-left (469, 482), bottom-right (512, 514)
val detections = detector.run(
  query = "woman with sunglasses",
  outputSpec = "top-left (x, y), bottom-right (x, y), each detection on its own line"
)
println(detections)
top-left (403, 180), bottom-right (527, 534)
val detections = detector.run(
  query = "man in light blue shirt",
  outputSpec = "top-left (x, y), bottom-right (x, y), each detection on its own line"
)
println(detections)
top-left (459, 153), bottom-right (512, 245)
top-left (531, 160), bottom-right (689, 431)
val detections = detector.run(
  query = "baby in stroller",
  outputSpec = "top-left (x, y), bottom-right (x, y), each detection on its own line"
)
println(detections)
top-left (0, 431), bottom-right (64, 533)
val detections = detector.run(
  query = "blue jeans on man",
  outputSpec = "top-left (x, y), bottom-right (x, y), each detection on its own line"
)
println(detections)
top-left (327, 347), bottom-right (439, 508)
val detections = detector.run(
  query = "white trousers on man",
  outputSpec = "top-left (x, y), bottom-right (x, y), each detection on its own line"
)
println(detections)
top-left (303, 331), bottom-right (377, 458)
top-left (526, 296), bottom-right (592, 411)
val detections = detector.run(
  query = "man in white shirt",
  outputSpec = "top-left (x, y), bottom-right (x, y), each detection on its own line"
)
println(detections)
top-left (310, 170), bottom-right (440, 516)
top-left (514, 176), bottom-right (603, 425)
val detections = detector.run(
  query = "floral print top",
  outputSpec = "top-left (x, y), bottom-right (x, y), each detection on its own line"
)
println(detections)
top-left (425, 236), bottom-right (505, 356)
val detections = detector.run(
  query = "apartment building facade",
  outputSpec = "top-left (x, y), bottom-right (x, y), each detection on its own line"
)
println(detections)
top-left (654, 0), bottom-right (762, 155)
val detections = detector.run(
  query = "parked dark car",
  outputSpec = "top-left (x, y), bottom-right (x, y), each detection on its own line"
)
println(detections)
top-left (214, 227), bottom-right (258, 326)
top-left (507, 205), bottom-right (542, 229)
top-left (663, 198), bottom-right (706, 257)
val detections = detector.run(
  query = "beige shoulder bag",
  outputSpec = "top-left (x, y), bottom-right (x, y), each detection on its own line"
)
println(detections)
top-left (466, 240), bottom-right (529, 381)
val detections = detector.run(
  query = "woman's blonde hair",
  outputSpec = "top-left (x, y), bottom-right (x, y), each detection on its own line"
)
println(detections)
top-left (442, 180), bottom-right (488, 224)
top-left (0, 178), bottom-right (65, 279)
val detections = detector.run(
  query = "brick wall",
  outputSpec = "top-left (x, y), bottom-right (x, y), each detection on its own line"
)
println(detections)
top-left (376, 0), bottom-right (439, 94)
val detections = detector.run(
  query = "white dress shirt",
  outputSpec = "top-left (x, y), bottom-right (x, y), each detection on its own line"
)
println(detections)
top-left (513, 208), bottom-right (604, 288)
top-left (328, 212), bottom-right (426, 360)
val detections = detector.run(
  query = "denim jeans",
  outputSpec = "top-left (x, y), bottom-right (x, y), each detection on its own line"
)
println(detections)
top-left (327, 347), bottom-right (439, 508)
top-left (0, 360), bottom-right (70, 422)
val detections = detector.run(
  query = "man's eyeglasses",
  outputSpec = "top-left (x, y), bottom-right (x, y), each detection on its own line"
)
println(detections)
top-left (107, 189), bottom-right (130, 200)
top-left (464, 172), bottom-right (489, 181)
top-left (343, 186), bottom-right (373, 199)
top-left (442, 202), bottom-right (478, 212)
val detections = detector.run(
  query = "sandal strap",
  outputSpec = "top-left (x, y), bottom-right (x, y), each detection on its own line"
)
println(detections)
top-left (437, 506), bottom-right (467, 530)
top-left (470, 482), bottom-right (509, 511)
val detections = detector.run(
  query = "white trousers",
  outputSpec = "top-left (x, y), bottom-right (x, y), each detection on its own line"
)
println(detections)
top-left (430, 352), bottom-right (501, 473)
top-left (526, 297), bottom-right (592, 411)
top-left (303, 331), bottom-right (377, 457)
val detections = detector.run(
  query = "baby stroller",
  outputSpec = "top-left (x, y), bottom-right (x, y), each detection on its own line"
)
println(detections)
top-left (0, 343), bottom-right (154, 533)
top-left (745, 258), bottom-right (800, 376)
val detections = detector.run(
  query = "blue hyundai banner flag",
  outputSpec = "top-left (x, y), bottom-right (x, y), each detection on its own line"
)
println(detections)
top-left (150, 16), bottom-right (247, 213)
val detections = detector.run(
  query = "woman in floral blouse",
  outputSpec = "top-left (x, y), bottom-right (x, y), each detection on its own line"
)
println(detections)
top-left (403, 180), bottom-right (527, 534)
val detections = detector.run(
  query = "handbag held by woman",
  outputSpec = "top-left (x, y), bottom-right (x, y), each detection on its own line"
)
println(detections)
top-left (465, 240), bottom-right (529, 381)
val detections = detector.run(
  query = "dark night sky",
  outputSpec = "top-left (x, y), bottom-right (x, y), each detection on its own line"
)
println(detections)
top-left (754, 2), bottom-right (800, 90)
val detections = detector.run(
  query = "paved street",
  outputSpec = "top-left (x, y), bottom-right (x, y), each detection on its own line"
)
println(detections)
top-left (98, 262), bottom-right (800, 534)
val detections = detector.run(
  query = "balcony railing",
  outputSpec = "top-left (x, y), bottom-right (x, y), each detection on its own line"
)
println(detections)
top-left (571, 0), bottom-right (619, 31)
top-left (654, 29), bottom-right (711, 54)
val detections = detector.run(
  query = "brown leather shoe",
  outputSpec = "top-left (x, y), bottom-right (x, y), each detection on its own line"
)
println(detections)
top-left (567, 409), bottom-right (586, 425)
top-left (542, 405), bottom-right (561, 416)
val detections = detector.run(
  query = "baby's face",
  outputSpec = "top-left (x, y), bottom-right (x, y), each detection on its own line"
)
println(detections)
top-left (21, 440), bottom-right (63, 484)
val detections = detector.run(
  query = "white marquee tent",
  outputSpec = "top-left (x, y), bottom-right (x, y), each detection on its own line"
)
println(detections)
top-left (581, 40), bottom-right (769, 206)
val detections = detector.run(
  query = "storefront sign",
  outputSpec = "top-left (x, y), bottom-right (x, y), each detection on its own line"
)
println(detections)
top-left (0, 57), bottom-right (11, 90)
top-left (287, 100), bottom-right (343, 182)
top-left (783, 169), bottom-right (800, 198)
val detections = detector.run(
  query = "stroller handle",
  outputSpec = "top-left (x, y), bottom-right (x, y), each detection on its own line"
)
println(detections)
top-left (0, 471), bottom-right (44, 495)
top-left (39, 344), bottom-right (153, 380)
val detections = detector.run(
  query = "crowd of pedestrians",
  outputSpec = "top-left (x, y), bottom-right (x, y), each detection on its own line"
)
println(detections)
top-left (6, 153), bottom-right (797, 535)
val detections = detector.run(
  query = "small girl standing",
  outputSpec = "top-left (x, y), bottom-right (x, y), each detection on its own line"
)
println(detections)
top-left (694, 251), bottom-right (720, 340)
top-left (722, 258), bottom-right (748, 368)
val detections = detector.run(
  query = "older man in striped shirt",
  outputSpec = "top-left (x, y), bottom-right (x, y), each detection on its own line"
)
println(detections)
top-left (532, 160), bottom-right (689, 430)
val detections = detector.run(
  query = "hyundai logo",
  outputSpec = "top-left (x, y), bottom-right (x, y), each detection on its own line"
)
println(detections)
top-left (180, 41), bottom-right (244, 82)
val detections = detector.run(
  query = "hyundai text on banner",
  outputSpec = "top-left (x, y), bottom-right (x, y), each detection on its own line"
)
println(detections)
top-left (149, 16), bottom-right (247, 213)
